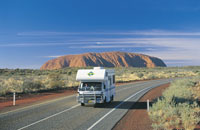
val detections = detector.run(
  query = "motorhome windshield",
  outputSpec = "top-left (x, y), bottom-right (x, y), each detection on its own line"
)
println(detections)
top-left (79, 82), bottom-right (102, 91)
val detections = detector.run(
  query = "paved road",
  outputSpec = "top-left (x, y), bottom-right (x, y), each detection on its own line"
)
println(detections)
top-left (0, 79), bottom-right (172, 130)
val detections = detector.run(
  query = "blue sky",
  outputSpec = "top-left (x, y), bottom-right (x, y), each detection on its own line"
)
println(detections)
top-left (1, 0), bottom-right (200, 69)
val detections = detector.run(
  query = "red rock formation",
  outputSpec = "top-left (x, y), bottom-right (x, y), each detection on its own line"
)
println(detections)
top-left (40, 51), bottom-right (166, 70)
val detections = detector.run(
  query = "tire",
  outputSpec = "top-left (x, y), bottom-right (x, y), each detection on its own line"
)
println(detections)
top-left (94, 103), bottom-right (99, 108)
top-left (111, 95), bottom-right (114, 101)
top-left (104, 97), bottom-right (107, 103)
top-left (108, 96), bottom-right (113, 103)
top-left (81, 103), bottom-right (85, 106)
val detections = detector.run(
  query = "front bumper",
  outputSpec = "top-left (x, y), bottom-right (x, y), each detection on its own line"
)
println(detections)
top-left (77, 94), bottom-right (104, 104)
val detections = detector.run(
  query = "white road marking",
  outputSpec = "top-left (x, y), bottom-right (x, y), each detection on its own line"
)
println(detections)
top-left (87, 86), bottom-right (153, 130)
top-left (17, 104), bottom-right (80, 130)
top-left (0, 94), bottom-right (76, 117)
top-left (16, 82), bottom-right (153, 130)
top-left (5, 80), bottom-right (167, 130)
top-left (0, 81), bottom-right (149, 116)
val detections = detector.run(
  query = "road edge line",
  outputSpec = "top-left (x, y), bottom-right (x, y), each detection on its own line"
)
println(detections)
top-left (0, 94), bottom-right (76, 117)
top-left (87, 86), bottom-right (153, 130)
top-left (17, 104), bottom-right (80, 130)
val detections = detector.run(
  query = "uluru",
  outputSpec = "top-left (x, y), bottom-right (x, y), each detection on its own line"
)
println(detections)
top-left (40, 51), bottom-right (166, 70)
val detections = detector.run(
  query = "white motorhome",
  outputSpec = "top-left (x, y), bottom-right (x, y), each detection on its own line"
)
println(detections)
top-left (76, 67), bottom-right (115, 106)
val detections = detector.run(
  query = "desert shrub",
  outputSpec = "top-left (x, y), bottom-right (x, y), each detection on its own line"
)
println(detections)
top-left (178, 102), bottom-right (200, 130)
top-left (136, 73), bottom-right (144, 78)
top-left (149, 99), bottom-right (180, 130)
top-left (49, 81), bottom-right (64, 89)
top-left (146, 74), bottom-right (157, 79)
top-left (0, 77), bottom-right (24, 95)
top-left (149, 78), bottom-right (200, 130)
top-left (46, 73), bottom-right (64, 89)
top-left (4, 78), bottom-right (23, 93)
top-left (1, 66), bottom-right (200, 95)
top-left (68, 71), bottom-right (72, 75)
top-left (192, 82), bottom-right (200, 99)
top-left (48, 73), bottom-right (61, 80)
top-left (162, 79), bottom-right (196, 103)
top-left (0, 80), bottom-right (8, 96)
top-left (23, 80), bottom-right (44, 93)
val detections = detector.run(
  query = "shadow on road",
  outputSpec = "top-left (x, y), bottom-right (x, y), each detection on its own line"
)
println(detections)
top-left (93, 101), bottom-right (153, 110)
top-left (93, 100), bottom-right (200, 110)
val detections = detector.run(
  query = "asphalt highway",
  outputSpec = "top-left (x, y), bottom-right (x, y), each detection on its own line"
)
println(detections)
top-left (0, 79), bottom-right (172, 130)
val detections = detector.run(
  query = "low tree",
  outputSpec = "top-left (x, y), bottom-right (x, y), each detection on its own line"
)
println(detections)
top-left (47, 73), bottom-right (64, 89)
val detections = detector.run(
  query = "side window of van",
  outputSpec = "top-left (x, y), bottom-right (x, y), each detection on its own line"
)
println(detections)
top-left (113, 75), bottom-right (115, 84)
top-left (108, 76), bottom-right (112, 85)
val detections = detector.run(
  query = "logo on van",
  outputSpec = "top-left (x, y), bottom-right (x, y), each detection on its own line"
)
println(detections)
top-left (88, 71), bottom-right (94, 76)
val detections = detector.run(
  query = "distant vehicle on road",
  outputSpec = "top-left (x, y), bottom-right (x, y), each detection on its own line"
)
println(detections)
top-left (76, 67), bottom-right (115, 106)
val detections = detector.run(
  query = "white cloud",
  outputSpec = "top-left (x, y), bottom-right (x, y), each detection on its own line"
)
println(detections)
top-left (96, 42), bottom-right (102, 44)
top-left (17, 32), bottom-right (78, 36)
top-left (42, 55), bottom-right (62, 58)
top-left (76, 44), bottom-right (150, 48)
top-left (126, 30), bottom-right (200, 36)
top-left (81, 37), bottom-right (200, 50)
top-left (0, 43), bottom-right (63, 47)
top-left (14, 30), bottom-right (200, 66)
top-left (0, 42), bottom-right (86, 47)
top-left (72, 37), bottom-right (200, 66)
top-left (17, 30), bottom-right (200, 36)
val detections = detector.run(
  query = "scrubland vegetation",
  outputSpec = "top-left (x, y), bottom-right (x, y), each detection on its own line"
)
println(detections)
top-left (149, 78), bottom-right (200, 130)
top-left (0, 66), bottom-right (200, 96)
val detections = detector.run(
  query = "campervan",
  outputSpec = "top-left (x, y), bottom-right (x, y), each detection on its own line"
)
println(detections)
top-left (76, 67), bottom-right (115, 106)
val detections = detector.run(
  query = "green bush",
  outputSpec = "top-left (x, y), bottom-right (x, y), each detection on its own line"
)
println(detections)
top-left (136, 73), bottom-right (144, 78)
top-left (23, 80), bottom-right (44, 93)
top-left (0, 83), bottom-right (7, 96)
top-left (162, 79), bottom-right (196, 103)
top-left (49, 81), bottom-right (64, 89)
top-left (1, 66), bottom-right (200, 95)
top-left (149, 78), bottom-right (200, 130)
top-left (47, 73), bottom-right (64, 89)
top-left (178, 103), bottom-right (200, 130)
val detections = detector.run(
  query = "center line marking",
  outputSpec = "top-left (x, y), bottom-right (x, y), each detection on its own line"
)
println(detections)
top-left (18, 104), bottom-right (80, 130)
top-left (87, 86), bottom-right (154, 130)
top-left (17, 83), bottom-right (150, 130)
top-left (17, 80), bottom-right (167, 130)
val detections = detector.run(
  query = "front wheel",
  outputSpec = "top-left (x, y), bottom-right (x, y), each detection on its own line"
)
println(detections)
top-left (81, 103), bottom-right (85, 106)
top-left (108, 96), bottom-right (113, 103)
top-left (104, 97), bottom-right (107, 103)
top-left (111, 95), bottom-right (114, 101)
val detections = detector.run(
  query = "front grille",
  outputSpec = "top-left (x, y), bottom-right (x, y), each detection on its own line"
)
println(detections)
top-left (78, 87), bottom-right (102, 91)
top-left (77, 94), bottom-right (103, 103)
top-left (79, 94), bottom-right (102, 97)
